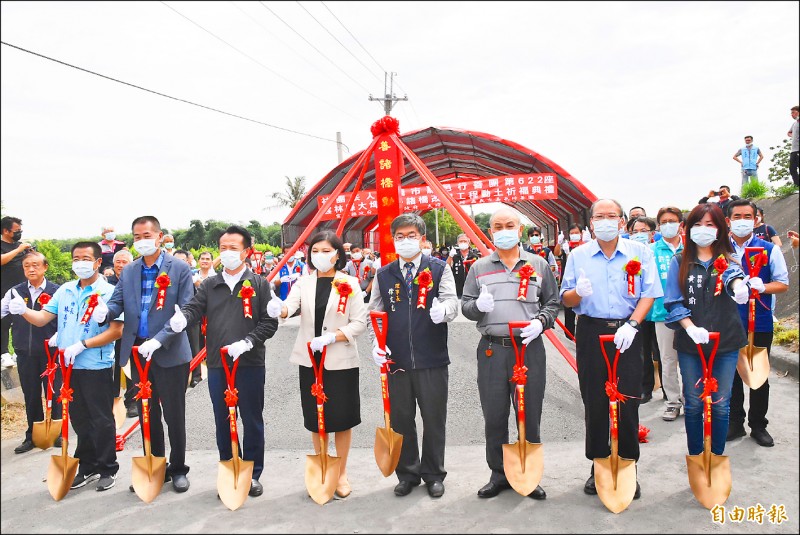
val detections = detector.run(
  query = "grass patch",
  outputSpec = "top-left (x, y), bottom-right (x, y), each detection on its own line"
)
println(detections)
top-left (740, 179), bottom-right (769, 199)
top-left (775, 318), bottom-right (799, 353)
top-left (772, 183), bottom-right (799, 198)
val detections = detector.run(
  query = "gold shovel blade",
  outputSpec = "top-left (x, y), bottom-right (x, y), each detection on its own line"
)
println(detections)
top-left (131, 454), bottom-right (167, 503)
top-left (113, 397), bottom-right (126, 430)
top-left (686, 453), bottom-right (731, 509)
top-left (305, 453), bottom-right (341, 505)
top-left (47, 452), bottom-right (79, 501)
top-left (737, 345), bottom-right (770, 390)
top-left (217, 458), bottom-right (254, 511)
top-left (593, 457), bottom-right (637, 514)
top-left (502, 441), bottom-right (544, 496)
top-left (33, 417), bottom-right (62, 450)
top-left (374, 427), bottom-right (403, 477)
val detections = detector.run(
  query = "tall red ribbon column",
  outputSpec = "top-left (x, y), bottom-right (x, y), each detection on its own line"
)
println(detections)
top-left (372, 116), bottom-right (404, 263)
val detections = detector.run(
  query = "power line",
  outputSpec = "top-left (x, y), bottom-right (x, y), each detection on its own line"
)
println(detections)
top-left (258, 1), bottom-right (371, 94)
top-left (295, 1), bottom-right (383, 85)
top-left (0, 40), bottom-right (349, 149)
top-left (159, 1), bottom-right (360, 121)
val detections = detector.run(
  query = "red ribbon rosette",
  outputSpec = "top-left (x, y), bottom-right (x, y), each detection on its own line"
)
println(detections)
top-left (370, 115), bottom-right (400, 137)
top-left (604, 379), bottom-right (636, 404)
top-left (38, 293), bottom-right (51, 306)
top-left (516, 263), bottom-right (537, 301)
top-left (224, 386), bottom-right (239, 407)
top-left (623, 257), bottom-right (642, 297)
top-left (638, 424), bottom-right (650, 443)
top-left (712, 254), bottom-right (728, 296)
top-left (699, 377), bottom-right (719, 399)
top-left (414, 268), bottom-right (434, 309)
top-left (57, 384), bottom-right (74, 404)
top-left (154, 272), bottom-right (171, 311)
top-left (237, 280), bottom-right (256, 319)
top-left (79, 293), bottom-right (99, 324)
top-left (310, 383), bottom-right (328, 403)
top-left (134, 379), bottom-right (152, 401)
top-left (510, 364), bottom-right (528, 385)
top-left (332, 279), bottom-right (353, 315)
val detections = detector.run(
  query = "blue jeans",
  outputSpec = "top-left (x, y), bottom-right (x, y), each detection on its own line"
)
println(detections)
top-left (678, 349), bottom-right (738, 455)
top-left (741, 168), bottom-right (758, 186)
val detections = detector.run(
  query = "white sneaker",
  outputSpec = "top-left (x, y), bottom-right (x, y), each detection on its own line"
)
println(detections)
top-left (0, 353), bottom-right (14, 369)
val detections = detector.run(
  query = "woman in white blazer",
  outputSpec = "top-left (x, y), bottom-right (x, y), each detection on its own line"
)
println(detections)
top-left (267, 230), bottom-right (367, 500)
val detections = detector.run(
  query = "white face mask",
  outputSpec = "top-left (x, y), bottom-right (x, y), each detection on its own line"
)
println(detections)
top-left (529, 236), bottom-right (541, 245)
top-left (421, 248), bottom-right (432, 256)
top-left (395, 238), bottom-right (421, 259)
top-left (134, 239), bottom-right (158, 256)
top-left (690, 226), bottom-right (717, 247)
top-left (492, 229), bottom-right (520, 250)
top-left (592, 219), bottom-right (620, 242)
top-left (569, 233), bottom-right (581, 242)
top-left (659, 222), bottom-right (680, 239)
top-left (219, 250), bottom-right (244, 270)
top-left (104, 232), bottom-right (116, 241)
top-left (311, 251), bottom-right (337, 273)
top-left (72, 261), bottom-right (97, 280)
top-left (730, 219), bottom-right (754, 238)
top-left (351, 252), bottom-right (363, 261)
top-left (629, 233), bottom-right (650, 245)
top-left (458, 242), bottom-right (469, 250)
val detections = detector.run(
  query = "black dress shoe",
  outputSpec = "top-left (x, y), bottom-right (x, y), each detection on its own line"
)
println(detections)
top-left (477, 481), bottom-right (511, 498)
top-left (634, 482), bottom-right (641, 500)
top-left (14, 440), bottom-right (34, 454)
top-left (528, 485), bottom-right (546, 500)
top-left (640, 392), bottom-right (652, 404)
top-left (584, 466), bottom-right (597, 495)
top-left (249, 479), bottom-right (263, 497)
top-left (726, 424), bottom-right (746, 441)
top-left (394, 480), bottom-right (417, 497)
top-left (172, 474), bottom-right (190, 493)
top-left (751, 428), bottom-right (774, 447)
top-left (426, 481), bottom-right (444, 498)
top-left (189, 379), bottom-right (201, 388)
top-left (126, 405), bottom-right (138, 418)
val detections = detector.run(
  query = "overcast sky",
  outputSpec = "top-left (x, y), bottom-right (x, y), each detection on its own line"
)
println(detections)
top-left (2, 1), bottom-right (798, 241)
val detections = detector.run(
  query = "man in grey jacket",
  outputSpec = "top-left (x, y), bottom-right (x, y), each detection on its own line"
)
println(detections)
top-left (462, 207), bottom-right (560, 500)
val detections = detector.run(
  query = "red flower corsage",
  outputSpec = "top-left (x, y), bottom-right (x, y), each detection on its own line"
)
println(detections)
top-left (712, 254), bottom-right (728, 296)
top-left (414, 268), bottom-right (434, 309)
top-left (237, 280), bottom-right (256, 319)
top-left (38, 293), bottom-right (51, 306)
top-left (623, 257), bottom-right (642, 296)
top-left (332, 279), bottom-right (354, 315)
top-left (515, 263), bottom-right (537, 301)
top-left (154, 272), bottom-right (171, 310)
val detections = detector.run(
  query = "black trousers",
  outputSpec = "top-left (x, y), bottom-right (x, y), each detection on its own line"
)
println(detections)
top-left (640, 320), bottom-right (660, 394)
top-left (790, 151), bottom-right (799, 186)
top-left (1, 315), bottom-right (10, 357)
top-left (187, 323), bottom-right (202, 382)
top-left (113, 340), bottom-right (138, 408)
top-left (16, 350), bottom-right (62, 442)
top-left (576, 316), bottom-right (643, 462)
top-left (130, 342), bottom-right (190, 476)
top-left (69, 367), bottom-right (118, 477)
top-left (388, 364), bottom-right (448, 484)
top-left (730, 331), bottom-right (772, 431)
top-left (563, 306), bottom-right (576, 337)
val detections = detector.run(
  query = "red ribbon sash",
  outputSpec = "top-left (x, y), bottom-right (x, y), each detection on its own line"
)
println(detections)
top-left (627, 275), bottom-right (635, 297)
top-left (80, 294), bottom-right (99, 324)
top-left (416, 285), bottom-right (429, 309)
top-left (517, 278), bottom-right (530, 300)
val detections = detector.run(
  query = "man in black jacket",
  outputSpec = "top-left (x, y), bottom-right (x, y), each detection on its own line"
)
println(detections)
top-left (698, 185), bottom-right (739, 214)
top-left (167, 226), bottom-right (278, 498)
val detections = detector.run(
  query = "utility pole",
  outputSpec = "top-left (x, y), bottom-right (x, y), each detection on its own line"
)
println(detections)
top-left (368, 72), bottom-right (408, 116)
top-left (336, 131), bottom-right (344, 163)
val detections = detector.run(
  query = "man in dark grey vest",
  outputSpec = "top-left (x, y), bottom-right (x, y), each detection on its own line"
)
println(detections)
top-left (462, 207), bottom-right (560, 500)
top-left (368, 213), bottom-right (459, 499)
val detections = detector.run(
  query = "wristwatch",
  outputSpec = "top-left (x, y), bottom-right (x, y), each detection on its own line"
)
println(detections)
top-left (626, 319), bottom-right (640, 330)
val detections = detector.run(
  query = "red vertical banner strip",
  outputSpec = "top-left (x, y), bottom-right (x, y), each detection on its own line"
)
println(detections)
top-left (372, 117), bottom-right (404, 264)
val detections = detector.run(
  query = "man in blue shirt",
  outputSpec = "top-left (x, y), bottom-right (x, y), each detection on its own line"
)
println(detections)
top-left (732, 135), bottom-right (763, 187)
top-left (560, 199), bottom-right (663, 500)
top-left (9, 241), bottom-right (123, 492)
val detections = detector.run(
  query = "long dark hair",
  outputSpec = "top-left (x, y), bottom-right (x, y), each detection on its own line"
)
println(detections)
top-left (678, 203), bottom-right (734, 297)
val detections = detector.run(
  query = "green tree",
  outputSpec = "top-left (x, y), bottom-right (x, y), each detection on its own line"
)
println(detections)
top-left (271, 176), bottom-right (307, 208)
top-left (768, 138), bottom-right (791, 183)
top-left (422, 209), bottom-right (465, 247)
top-left (473, 212), bottom-right (491, 233)
top-left (34, 240), bottom-right (74, 284)
top-left (263, 223), bottom-right (283, 247)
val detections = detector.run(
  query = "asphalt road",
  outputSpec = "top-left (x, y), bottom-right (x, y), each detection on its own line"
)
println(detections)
top-left (1, 313), bottom-right (798, 533)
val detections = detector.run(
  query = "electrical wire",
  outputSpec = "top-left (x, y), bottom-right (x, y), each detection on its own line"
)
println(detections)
top-left (160, 1), bottom-right (360, 121)
top-left (0, 40), bottom-right (350, 150)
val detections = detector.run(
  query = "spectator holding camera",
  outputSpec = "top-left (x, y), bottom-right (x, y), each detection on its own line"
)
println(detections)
top-left (698, 185), bottom-right (739, 214)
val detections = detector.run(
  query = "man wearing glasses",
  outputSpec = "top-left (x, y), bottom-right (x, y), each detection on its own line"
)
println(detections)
top-left (560, 199), bottom-right (662, 500)
top-left (367, 213), bottom-right (459, 499)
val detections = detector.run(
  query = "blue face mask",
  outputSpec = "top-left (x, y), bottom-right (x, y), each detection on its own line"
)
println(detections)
top-left (592, 219), bottom-right (620, 242)
top-left (492, 229), bottom-right (520, 250)
top-left (630, 233), bottom-right (650, 245)
top-left (529, 236), bottom-right (541, 245)
top-left (659, 222), bottom-right (680, 239)
top-left (164, 242), bottom-right (175, 250)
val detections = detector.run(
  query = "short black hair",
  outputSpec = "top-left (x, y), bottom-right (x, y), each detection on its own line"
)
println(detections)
top-left (306, 230), bottom-right (347, 271)
top-left (219, 225), bottom-right (252, 249)
top-left (628, 216), bottom-right (656, 232)
top-left (174, 249), bottom-right (190, 258)
top-left (71, 241), bottom-right (102, 260)
top-left (744, 135), bottom-right (753, 140)
top-left (1, 216), bottom-right (22, 231)
top-left (726, 198), bottom-right (757, 217)
top-left (629, 206), bottom-right (647, 216)
top-left (131, 215), bottom-right (161, 232)
top-left (527, 226), bottom-right (542, 237)
top-left (719, 185), bottom-right (731, 191)
top-left (568, 223), bottom-right (582, 233)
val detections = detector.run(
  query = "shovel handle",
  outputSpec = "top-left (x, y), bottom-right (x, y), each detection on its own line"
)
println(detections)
top-left (131, 346), bottom-right (153, 391)
top-left (508, 321), bottom-right (529, 368)
top-left (598, 335), bottom-right (619, 384)
top-left (58, 350), bottom-right (72, 442)
top-left (370, 311), bottom-right (388, 350)
top-left (220, 347), bottom-right (239, 392)
top-left (695, 332), bottom-right (720, 378)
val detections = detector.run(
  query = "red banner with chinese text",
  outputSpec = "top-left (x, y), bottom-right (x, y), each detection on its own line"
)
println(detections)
top-left (373, 136), bottom-right (402, 263)
top-left (316, 172), bottom-right (559, 221)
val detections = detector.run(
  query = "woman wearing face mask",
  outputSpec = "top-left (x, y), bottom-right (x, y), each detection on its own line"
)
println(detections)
top-left (663, 203), bottom-right (748, 462)
top-left (265, 231), bottom-right (367, 500)
top-left (559, 223), bottom-right (585, 338)
top-left (98, 226), bottom-right (126, 273)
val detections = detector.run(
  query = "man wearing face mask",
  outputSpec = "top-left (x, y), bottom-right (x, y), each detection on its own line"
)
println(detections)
top-left (2, 216), bottom-right (32, 368)
top-left (725, 199), bottom-right (789, 448)
top-left (461, 207), bottom-right (559, 500)
top-left (420, 240), bottom-right (434, 257)
top-left (161, 234), bottom-right (176, 255)
top-left (524, 227), bottom-right (559, 279)
top-left (447, 234), bottom-right (479, 298)
top-left (276, 247), bottom-right (305, 300)
top-left (98, 226), bottom-right (126, 273)
top-left (102, 215), bottom-right (195, 493)
top-left (167, 226), bottom-right (278, 498)
top-left (560, 199), bottom-right (662, 499)
top-left (9, 242), bottom-right (123, 491)
top-left (368, 213), bottom-right (459, 499)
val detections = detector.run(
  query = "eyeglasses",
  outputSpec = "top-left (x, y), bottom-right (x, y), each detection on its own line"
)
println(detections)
top-left (591, 214), bottom-right (621, 222)
top-left (394, 232), bottom-right (420, 241)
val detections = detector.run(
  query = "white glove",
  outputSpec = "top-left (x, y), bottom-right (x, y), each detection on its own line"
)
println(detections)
top-left (266, 297), bottom-right (284, 318)
top-left (137, 339), bottom-right (162, 361)
top-left (170, 304), bottom-right (187, 333)
top-left (575, 268), bottom-right (594, 298)
top-left (192, 273), bottom-right (201, 284)
top-left (280, 275), bottom-right (292, 283)
top-left (476, 284), bottom-right (495, 313)
top-left (558, 231), bottom-right (565, 244)
top-left (63, 342), bottom-right (85, 365)
top-left (371, 343), bottom-right (391, 366)
top-left (449, 247), bottom-right (457, 258)
top-left (685, 325), bottom-right (710, 345)
top-left (92, 297), bottom-right (108, 323)
top-left (225, 339), bottom-right (253, 361)
top-left (48, 332), bottom-right (59, 347)
top-left (748, 276), bottom-right (766, 294)
top-left (429, 297), bottom-right (446, 324)
top-left (582, 227), bottom-right (591, 242)
top-left (562, 242), bottom-right (570, 255)
top-left (613, 322), bottom-right (638, 353)
top-left (289, 272), bottom-right (300, 281)
top-left (310, 332), bottom-right (337, 352)
top-left (520, 319), bottom-right (544, 345)
top-left (732, 277), bottom-right (750, 305)
top-left (8, 289), bottom-right (28, 315)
